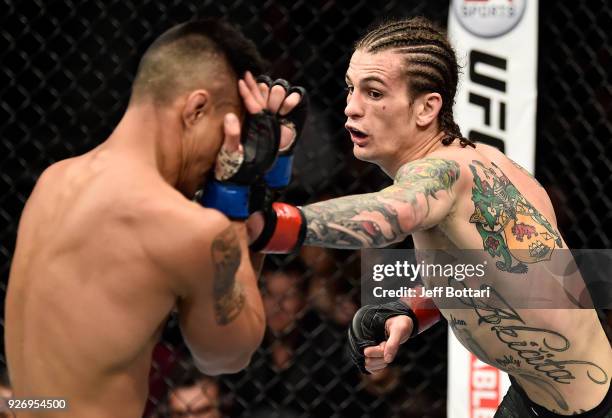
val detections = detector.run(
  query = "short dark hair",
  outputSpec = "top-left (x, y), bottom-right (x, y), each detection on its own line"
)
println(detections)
top-left (131, 19), bottom-right (265, 104)
top-left (355, 17), bottom-right (474, 148)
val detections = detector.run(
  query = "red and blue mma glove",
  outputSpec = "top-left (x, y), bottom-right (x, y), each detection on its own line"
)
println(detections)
top-left (347, 295), bottom-right (441, 374)
top-left (199, 109), bottom-right (280, 219)
top-left (248, 76), bottom-right (309, 253)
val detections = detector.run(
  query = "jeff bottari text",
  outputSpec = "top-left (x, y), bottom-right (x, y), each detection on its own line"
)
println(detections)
top-left (372, 286), bottom-right (490, 298)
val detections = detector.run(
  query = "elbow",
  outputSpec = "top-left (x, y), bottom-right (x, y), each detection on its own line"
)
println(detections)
top-left (193, 316), bottom-right (265, 376)
top-left (194, 353), bottom-right (254, 376)
top-left (194, 343), bottom-right (260, 376)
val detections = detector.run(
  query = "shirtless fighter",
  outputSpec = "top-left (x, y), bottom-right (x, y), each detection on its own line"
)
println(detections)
top-left (248, 17), bottom-right (612, 417)
top-left (5, 19), bottom-right (306, 417)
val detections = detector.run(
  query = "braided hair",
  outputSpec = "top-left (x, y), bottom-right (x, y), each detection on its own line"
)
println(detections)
top-left (355, 17), bottom-right (475, 148)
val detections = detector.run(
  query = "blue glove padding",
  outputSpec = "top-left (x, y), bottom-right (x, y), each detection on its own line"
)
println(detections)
top-left (199, 180), bottom-right (250, 220)
top-left (263, 155), bottom-right (294, 189)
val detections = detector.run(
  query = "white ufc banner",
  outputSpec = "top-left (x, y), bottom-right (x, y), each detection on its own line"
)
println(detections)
top-left (447, 1), bottom-right (539, 417)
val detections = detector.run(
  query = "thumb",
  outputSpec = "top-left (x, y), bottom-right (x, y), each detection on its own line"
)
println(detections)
top-left (214, 113), bottom-right (243, 181)
top-left (222, 113), bottom-right (241, 152)
top-left (383, 319), bottom-right (408, 363)
top-left (279, 123), bottom-right (296, 152)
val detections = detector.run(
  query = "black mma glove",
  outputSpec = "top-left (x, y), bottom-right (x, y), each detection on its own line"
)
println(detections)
top-left (347, 301), bottom-right (412, 374)
top-left (257, 76), bottom-right (309, 190)
top-left (200, 100), bottom-right (281, 219)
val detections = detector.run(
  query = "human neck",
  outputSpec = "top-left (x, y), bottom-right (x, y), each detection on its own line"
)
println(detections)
top-left (383, 130), bottom-right (447, 178)
top-left (105, 101), bottom-right (182, 188)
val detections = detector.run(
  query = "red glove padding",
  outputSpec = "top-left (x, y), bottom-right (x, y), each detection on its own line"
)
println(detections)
top-left (249, 203), bottom-right (306, 253)
top-left (405, 290), bottom-right (441, 337)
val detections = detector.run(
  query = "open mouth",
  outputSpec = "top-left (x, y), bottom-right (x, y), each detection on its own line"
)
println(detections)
top-left (346, 125), bottom-right (368, 139)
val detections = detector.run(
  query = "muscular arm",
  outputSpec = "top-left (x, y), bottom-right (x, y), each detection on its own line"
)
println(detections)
top-left (177, 212), bottom-right (265, 375)
top-left (302, 158), bottom-right (461, 249)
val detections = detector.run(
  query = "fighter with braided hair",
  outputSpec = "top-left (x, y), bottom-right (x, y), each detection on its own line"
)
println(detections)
top-left (248, 16), bottom-right (612, 417)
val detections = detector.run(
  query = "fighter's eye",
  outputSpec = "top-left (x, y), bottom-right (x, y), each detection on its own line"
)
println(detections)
top-left (345, 86), bottom-right (354, 94)
top-left (368, 90), bottom-right (382, 99)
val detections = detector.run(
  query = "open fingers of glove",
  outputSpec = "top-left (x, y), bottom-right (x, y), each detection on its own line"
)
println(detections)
top-left (279, 91), bottom-right (302, 116)
top-left (257, 83), bottom-right (270, 105)
top-left (255, 74), bottom-right (272, 107)
top-left (363, 341), bottom-right (385, 358)
top-left (365, 357), bottom-right (389, 373)
top-left (239, 71), bottom-right (266, 114)
top-left (267, 83), bottom-right (289, 114)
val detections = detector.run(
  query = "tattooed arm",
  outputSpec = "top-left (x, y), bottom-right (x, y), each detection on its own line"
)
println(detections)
top-left (303, 158), bottom-right (462, 249)
top-left (177, 209), bottom-right (265, 375)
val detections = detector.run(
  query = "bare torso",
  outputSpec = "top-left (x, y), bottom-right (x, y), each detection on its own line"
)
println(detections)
top-left (413, 143), bottom-right (611, 414)
top-left (5, 148), bottom-right (190, 417)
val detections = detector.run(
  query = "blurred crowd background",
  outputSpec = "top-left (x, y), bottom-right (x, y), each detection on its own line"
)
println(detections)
top-left (1, 1), bottom-right (611, 417)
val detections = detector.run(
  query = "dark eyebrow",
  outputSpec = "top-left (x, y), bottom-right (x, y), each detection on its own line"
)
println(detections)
top-left (361, 76), bottom-right (387, 86)
top-left (345, 74), bottom-right (388, 87)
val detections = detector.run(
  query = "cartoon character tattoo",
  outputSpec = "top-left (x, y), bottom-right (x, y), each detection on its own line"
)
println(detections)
top-left (469, 160), bottom-right (562, 273)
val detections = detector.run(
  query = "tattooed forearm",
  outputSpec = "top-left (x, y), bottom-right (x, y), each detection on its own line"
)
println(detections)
top-left (302, 159), bottom-right (460, 249)
top-left (303, 193), bottom-right (403, 248)
top-left (211, 225), bottom-right (245, 325)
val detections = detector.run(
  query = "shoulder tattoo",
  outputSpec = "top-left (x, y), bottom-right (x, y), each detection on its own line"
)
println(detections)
top-left (469, 160), bottom-right (562, 273)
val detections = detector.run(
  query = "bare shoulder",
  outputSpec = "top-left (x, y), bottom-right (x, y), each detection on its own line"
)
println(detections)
top-left (423, 144), bottom-right (537, 188)
top-left (29, 159), bottom-right (72, 192)
top-left (133, 191), bottom-right (235, 296)
top-left (19, 159), bottom-right (79, 222)
top-left (429, 143), bottom-right (556, 213)
top-left (394, 153), bottom-right (469, 195)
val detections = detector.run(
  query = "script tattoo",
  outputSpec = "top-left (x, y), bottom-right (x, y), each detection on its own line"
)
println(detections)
top-left (469, 160), bottom-right (562, 273)
top-left (302, 159), bottom-right (460, 248)
top-left (497, 355), bottom-right (521, 368)
top-left (211, 225), bottom-right (245, 325)
top-left (449, 314), bottom-right (467, 328)
top-left (452, 279), bottom-right (608, 411)
top-left (450, 318), bottom-right (570, 411)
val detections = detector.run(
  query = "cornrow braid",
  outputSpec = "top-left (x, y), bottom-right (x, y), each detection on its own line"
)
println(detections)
top-left (355, 17), bottom-right (475, 148)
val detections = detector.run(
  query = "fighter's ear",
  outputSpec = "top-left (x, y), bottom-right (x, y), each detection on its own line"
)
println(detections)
top-left (182, 90), bottom-right (210, 127)
top-left (414, 92), bottom-right (442, 127)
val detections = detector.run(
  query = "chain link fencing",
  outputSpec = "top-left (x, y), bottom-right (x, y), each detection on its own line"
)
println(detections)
top-left (0, 1), bottom-right (609, 417)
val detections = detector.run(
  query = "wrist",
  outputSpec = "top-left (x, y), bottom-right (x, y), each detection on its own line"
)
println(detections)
top-left (249, 203), bottom-right (306, 253)
top-left (401, 295), bottom-right (441, 337)
top-left (246, 211), bottom-right (265, 244)
top-left (264, 155), bottom-right (294, 189)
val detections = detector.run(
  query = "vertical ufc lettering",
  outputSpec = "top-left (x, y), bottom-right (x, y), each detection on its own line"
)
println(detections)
top-left (468, 49), bottom-right (507, 152)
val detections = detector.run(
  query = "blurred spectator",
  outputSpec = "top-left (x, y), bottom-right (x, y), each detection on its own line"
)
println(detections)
top-left (168, 374), bottom-right (220, 418)
top-left (263, 261), bottom-right (309, 337)
top-left (223, 258), bottom-right (366, 416)
top-left (300, 246), bottom-right (359, 327)
top-left (152, 362), bottom-right (229, 418)
top-left (262, 259), bottom-right (310, 371)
